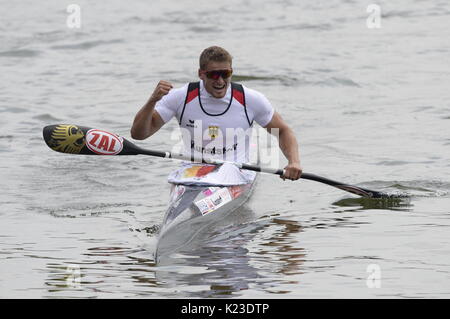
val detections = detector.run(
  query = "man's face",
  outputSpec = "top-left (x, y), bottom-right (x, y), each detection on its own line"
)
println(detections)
top-left (198, 61), bottom-right (233, 99)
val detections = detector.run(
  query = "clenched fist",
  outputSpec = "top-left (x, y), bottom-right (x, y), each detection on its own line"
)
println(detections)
top-left (281, 162), bottom-right (302, 181)
top-left (148, 80), bottom-right (173, 104)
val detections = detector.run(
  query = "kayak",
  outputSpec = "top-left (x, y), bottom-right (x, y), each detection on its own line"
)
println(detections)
top-left (154, 169), bottom-right (258, 261)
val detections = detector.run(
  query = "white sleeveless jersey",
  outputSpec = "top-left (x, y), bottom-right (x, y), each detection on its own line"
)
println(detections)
top-left (155, 80), bottom-right (274, 163)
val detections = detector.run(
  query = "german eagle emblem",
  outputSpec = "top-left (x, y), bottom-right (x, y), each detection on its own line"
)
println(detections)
top-left (48, 124), bottom-right (85, 154)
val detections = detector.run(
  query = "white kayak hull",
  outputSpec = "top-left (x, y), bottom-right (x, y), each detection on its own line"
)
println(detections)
top-left (155, 177), bottom-right (257, 261)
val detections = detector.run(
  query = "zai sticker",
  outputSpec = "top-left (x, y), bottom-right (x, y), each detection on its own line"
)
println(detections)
top-left (86, 129), bottom-right (124, 155)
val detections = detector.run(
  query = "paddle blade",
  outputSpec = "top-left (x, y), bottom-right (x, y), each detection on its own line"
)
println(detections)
top-left (300, 173), bottom-right (408, 199)
top-left (42, 124), bottom-right (141, 155)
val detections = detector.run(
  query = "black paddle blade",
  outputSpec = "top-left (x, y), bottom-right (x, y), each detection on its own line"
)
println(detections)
top-left (42, 124), bottom-right (141, 155)
top-left (301, 173), bottom-right (409, 199)
top-left (43, 124), bottom-right (92, 154)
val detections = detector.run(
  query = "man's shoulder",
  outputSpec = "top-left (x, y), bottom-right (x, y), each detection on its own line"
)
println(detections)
top-left (165, 82), bottom-right (191, 100)
top-left (238, 84), bottom-right (270, 105)
top-left (171, 82), bottom-right (191, 94)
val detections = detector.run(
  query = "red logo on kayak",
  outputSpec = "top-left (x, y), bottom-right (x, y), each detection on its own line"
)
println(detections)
top-left (86, 129), bottom-right (123, 155)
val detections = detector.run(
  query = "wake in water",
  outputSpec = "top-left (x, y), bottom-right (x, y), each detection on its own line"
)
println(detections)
top-left (330, 179), bottom-right (450, 211)
top-left (332, 197), bottom-right (413, 211)
top-left (136, 206), bottom-right (287, 264)
top-left (358, 180), bottom-right (450, 198)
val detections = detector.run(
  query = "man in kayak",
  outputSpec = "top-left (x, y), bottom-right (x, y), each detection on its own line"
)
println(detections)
top-left (131, 46), bottom-right (302, 181)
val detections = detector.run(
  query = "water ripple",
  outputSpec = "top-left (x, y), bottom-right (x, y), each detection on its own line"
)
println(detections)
top-left (50, 39), bottom-right (124, 51)
top-left (0, 49), bottom-right (41, 58)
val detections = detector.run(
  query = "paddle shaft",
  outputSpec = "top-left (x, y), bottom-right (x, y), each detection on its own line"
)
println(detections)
top-left (42, 124), bottom-right (394, 198)
top-left (127, 138), bottom-right (387, 197)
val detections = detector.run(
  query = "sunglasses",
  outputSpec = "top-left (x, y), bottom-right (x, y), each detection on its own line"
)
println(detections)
top-left (203, 69), bottom-right (233, 80)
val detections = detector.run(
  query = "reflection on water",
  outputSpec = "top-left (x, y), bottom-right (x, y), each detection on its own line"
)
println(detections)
top-left (157, 245), bottom-right (259, 297)
top-left (153, 213), bottom-right (305, 297)
top-left (22, 190), bottom-right (450, 298)
top-left (46, 264), bottom-right (84, 293)
top-left (42, 210), bottom-right (305, 298)
top-left (259, 218), bottom-right (306, 276)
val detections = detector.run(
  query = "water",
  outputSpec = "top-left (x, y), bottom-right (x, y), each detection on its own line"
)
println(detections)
top-left (1, 0), bottom-right (450, 298)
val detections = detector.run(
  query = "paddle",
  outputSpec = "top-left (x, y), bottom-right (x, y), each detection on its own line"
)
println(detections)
top-left (42, 124), bottom-right (404, 198)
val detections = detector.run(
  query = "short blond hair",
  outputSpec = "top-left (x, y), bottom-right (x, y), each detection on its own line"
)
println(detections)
top-left (199, 46), bottom-right (233, 70)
